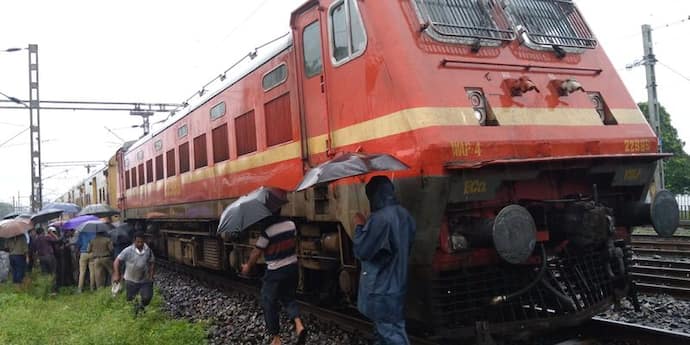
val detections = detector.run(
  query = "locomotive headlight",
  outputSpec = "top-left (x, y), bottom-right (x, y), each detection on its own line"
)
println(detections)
top-left (466, 89), bottom-right (488, 126)
top-left (449, 233), bottom-right (469, 252)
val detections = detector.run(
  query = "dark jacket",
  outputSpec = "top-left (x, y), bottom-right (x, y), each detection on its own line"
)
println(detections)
top-left (34, 234), bottom-right (59, 257)
top-left (353, 177), bottom-right (416, 323)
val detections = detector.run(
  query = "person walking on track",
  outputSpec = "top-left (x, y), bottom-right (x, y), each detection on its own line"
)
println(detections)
top-left (241, 216), bottom-right (307, 345)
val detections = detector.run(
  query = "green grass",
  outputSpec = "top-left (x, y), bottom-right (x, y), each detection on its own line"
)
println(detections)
top-left (0, 273), bottom-right (207, 345)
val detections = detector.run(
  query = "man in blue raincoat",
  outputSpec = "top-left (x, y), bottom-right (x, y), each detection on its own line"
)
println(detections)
top-left (353, 176), bottom-right (416, 345)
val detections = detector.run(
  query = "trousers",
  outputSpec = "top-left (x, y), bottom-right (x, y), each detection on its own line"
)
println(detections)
top-left (78, 252), bottom-right (95, 291)
top-left (373, 320), bottom-right (410, 345)
top-left (92, 257), bottom-right (113, 289)
top-left (9, 254), bottom-right (26, 284)
top-left (260, 263), bottom-right (300, 336)
top-left (126, 280), bottom-right (153, 307)
top-left (39, 255), bottom-right (56, 274)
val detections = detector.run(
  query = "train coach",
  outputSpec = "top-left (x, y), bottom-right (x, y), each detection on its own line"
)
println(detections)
top-left (62, 0), bottom-right (680, 340)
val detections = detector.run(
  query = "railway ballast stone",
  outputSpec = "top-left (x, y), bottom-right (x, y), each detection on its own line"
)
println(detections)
top-left (156, 268), bottom-right (369, 345)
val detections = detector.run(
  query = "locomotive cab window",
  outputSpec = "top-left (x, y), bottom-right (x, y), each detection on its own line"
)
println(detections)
top-left (412, 0), bottom-right (515, 46)
top-left (329, 0), bottom-right (367, 65)
top-left (503, 0), bottom-right (597, 49)
top-left (262, 64), bottom-right (288, 91)
top-left (303, 21), bottom-right (323, 78)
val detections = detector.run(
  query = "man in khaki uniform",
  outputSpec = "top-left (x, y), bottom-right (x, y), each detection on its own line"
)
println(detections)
top-left (6, 234), bottom-right (29, 284)
top-left (87, 231), bottom-right (113, 289)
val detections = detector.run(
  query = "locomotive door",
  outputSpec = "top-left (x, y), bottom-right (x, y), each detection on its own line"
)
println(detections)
top-left (294, 4), bottom-right (332, 166)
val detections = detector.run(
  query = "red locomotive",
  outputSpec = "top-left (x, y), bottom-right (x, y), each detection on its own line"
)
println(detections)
top-left (60, 0), bottom-right (680, 340)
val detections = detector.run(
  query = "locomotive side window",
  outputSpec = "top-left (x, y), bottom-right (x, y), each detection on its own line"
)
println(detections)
top-left (178, 124), bottom-right (188, 138)
top-left (412, 0), bottom-right (514, 46)
top-left (503, 0), bottom-right (596, 49)
top-left (210, 102), bottom-right (226, 120)
top-left (235, 110), bottom-right (257, 156)
top-left (262, 64), bottom-right (288, 92)
top-left (155, 154), bottom-right (164, 181)
top-left (193, 134), bottom-right (208, 169)
top-left (179, 142), bottom-right (190, 173)
top-left (329, 0), bottom-right (367, 65)
top-left (303, 21), bottom-right (323, 78)
top-left (166, 149), bottom-right (176, 177)
top-left (212, 124), bottom-right (230, 163)
top-left (146, 159), bottom-right (153, 183)
top-left (125, 170), bottom-right (131, 189)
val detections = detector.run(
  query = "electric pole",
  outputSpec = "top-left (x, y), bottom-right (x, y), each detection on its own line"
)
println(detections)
top-left (28, 44), bottom-right (42, 212)
top-left (642, 24), bottom-right (665, 193)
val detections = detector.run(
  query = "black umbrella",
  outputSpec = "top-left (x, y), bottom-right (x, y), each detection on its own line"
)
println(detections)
top-left (295, 152), bottom-right (409, 191)
top-left (217, 186), bottom-right (288, 238)
top-left (109, 223), bottom-right (133, 245)
top-left (77, 204), bottom-right (120, 217)
top-left (2, 212), bottom-right (21, 220)
top-left (30, 208), bottom-right (64, 224)
top-left (76, 220), bottom-right (113, 234)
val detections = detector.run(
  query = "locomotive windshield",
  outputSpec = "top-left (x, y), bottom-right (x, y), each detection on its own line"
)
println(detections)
top-left (413, 0), bottom-right (515, 45)
top-left (503, 0), bottom-right (597, 49)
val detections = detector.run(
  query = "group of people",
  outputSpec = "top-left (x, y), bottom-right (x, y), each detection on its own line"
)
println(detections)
top-left (0, 221), bottom-right (156, 314)
top-left (242, 176), bottom-right (416, 345)
top-left (1, 175), bottom-right (414, 344)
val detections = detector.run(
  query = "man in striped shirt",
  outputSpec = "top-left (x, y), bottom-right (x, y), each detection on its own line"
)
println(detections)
top-left (241, 217), bottom-right (306, 345)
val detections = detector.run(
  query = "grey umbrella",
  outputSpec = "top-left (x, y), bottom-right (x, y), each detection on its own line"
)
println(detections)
top-left (42, 202), bottom-right (81, 215)
top-left (217, 186), bottom-right (288, 239)
top-left (109, 223), bottom-right (133, 245)
top-left (77, 204), bottom-right (120, 217)
top-left (30, 208), bottom-right (64, 224)
top-left (295, 152), bottom-right (409, 191)
top-left (77, 220), bottom-right (113, 233)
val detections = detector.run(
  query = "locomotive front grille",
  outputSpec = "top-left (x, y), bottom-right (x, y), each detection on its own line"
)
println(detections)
top-left (431, 249), bottom-right (616, 332)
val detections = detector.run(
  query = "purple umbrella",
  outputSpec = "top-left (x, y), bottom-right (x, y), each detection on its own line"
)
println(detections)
top-left (62, 215), bottom-right (99, 231)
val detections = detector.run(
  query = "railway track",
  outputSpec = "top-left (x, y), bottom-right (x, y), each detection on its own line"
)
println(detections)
top-left (631, 235), bottom-right (690, 297)
top-left (156, 259), bottom-right (438, 345)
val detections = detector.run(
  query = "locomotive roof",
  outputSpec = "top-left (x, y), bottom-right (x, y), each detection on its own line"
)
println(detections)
top-left (126, 33), bottom-right (293, 153)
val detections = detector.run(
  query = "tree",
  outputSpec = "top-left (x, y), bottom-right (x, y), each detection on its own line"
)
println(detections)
top-left (638, 103), bottom-right (690, 194)
top-left (0, 202), bottom-right (13, 218)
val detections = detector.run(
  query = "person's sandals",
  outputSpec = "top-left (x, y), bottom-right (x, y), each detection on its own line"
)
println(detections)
top-left (296, 329), bottom-right (307, 345)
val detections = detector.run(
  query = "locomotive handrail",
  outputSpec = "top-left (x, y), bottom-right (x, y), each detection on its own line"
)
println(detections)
top-left (441, 58), bottom-right (602, 75)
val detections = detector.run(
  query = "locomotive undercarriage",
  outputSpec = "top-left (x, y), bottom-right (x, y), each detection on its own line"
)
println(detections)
top-left (130, 155), bottom-right (676, 341)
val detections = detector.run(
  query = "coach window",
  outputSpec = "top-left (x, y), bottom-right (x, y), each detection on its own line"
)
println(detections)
top-left (303, 21), bottom-right (323, 78)
top-left (146, 159), bottom-right (154, 183)
top-left (138, 163), bottom-right (145, 185)
top-left (166, 149), bottom-right (176, 177)
top-left (210, 102), bottom-right (226, 120)
top-left (262, 64), bottom-right (288, 91)
top-left (212, 124), bottom-right (230, 163)
top-left (155, 154), bottom-right (164, 181)
top-left (179, 142), bottom-right (190, 173)
top-left (329, 0), bottom-right (367, 65)
top-left (235, 110), bottom-right (257, 156)
top-left (193, 134), bottom-right (208, 169)
top-left (131, 168), bottom-right (137, 187)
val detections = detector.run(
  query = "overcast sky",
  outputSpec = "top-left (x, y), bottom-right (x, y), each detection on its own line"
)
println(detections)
top-left (0, 0), bottom-right (689, 207)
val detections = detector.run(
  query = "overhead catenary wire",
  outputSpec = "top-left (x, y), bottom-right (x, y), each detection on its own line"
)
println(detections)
top-left (657, 60), bottom-right (690, 83)
top-left (0, 127), bottom-right (29, 149)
